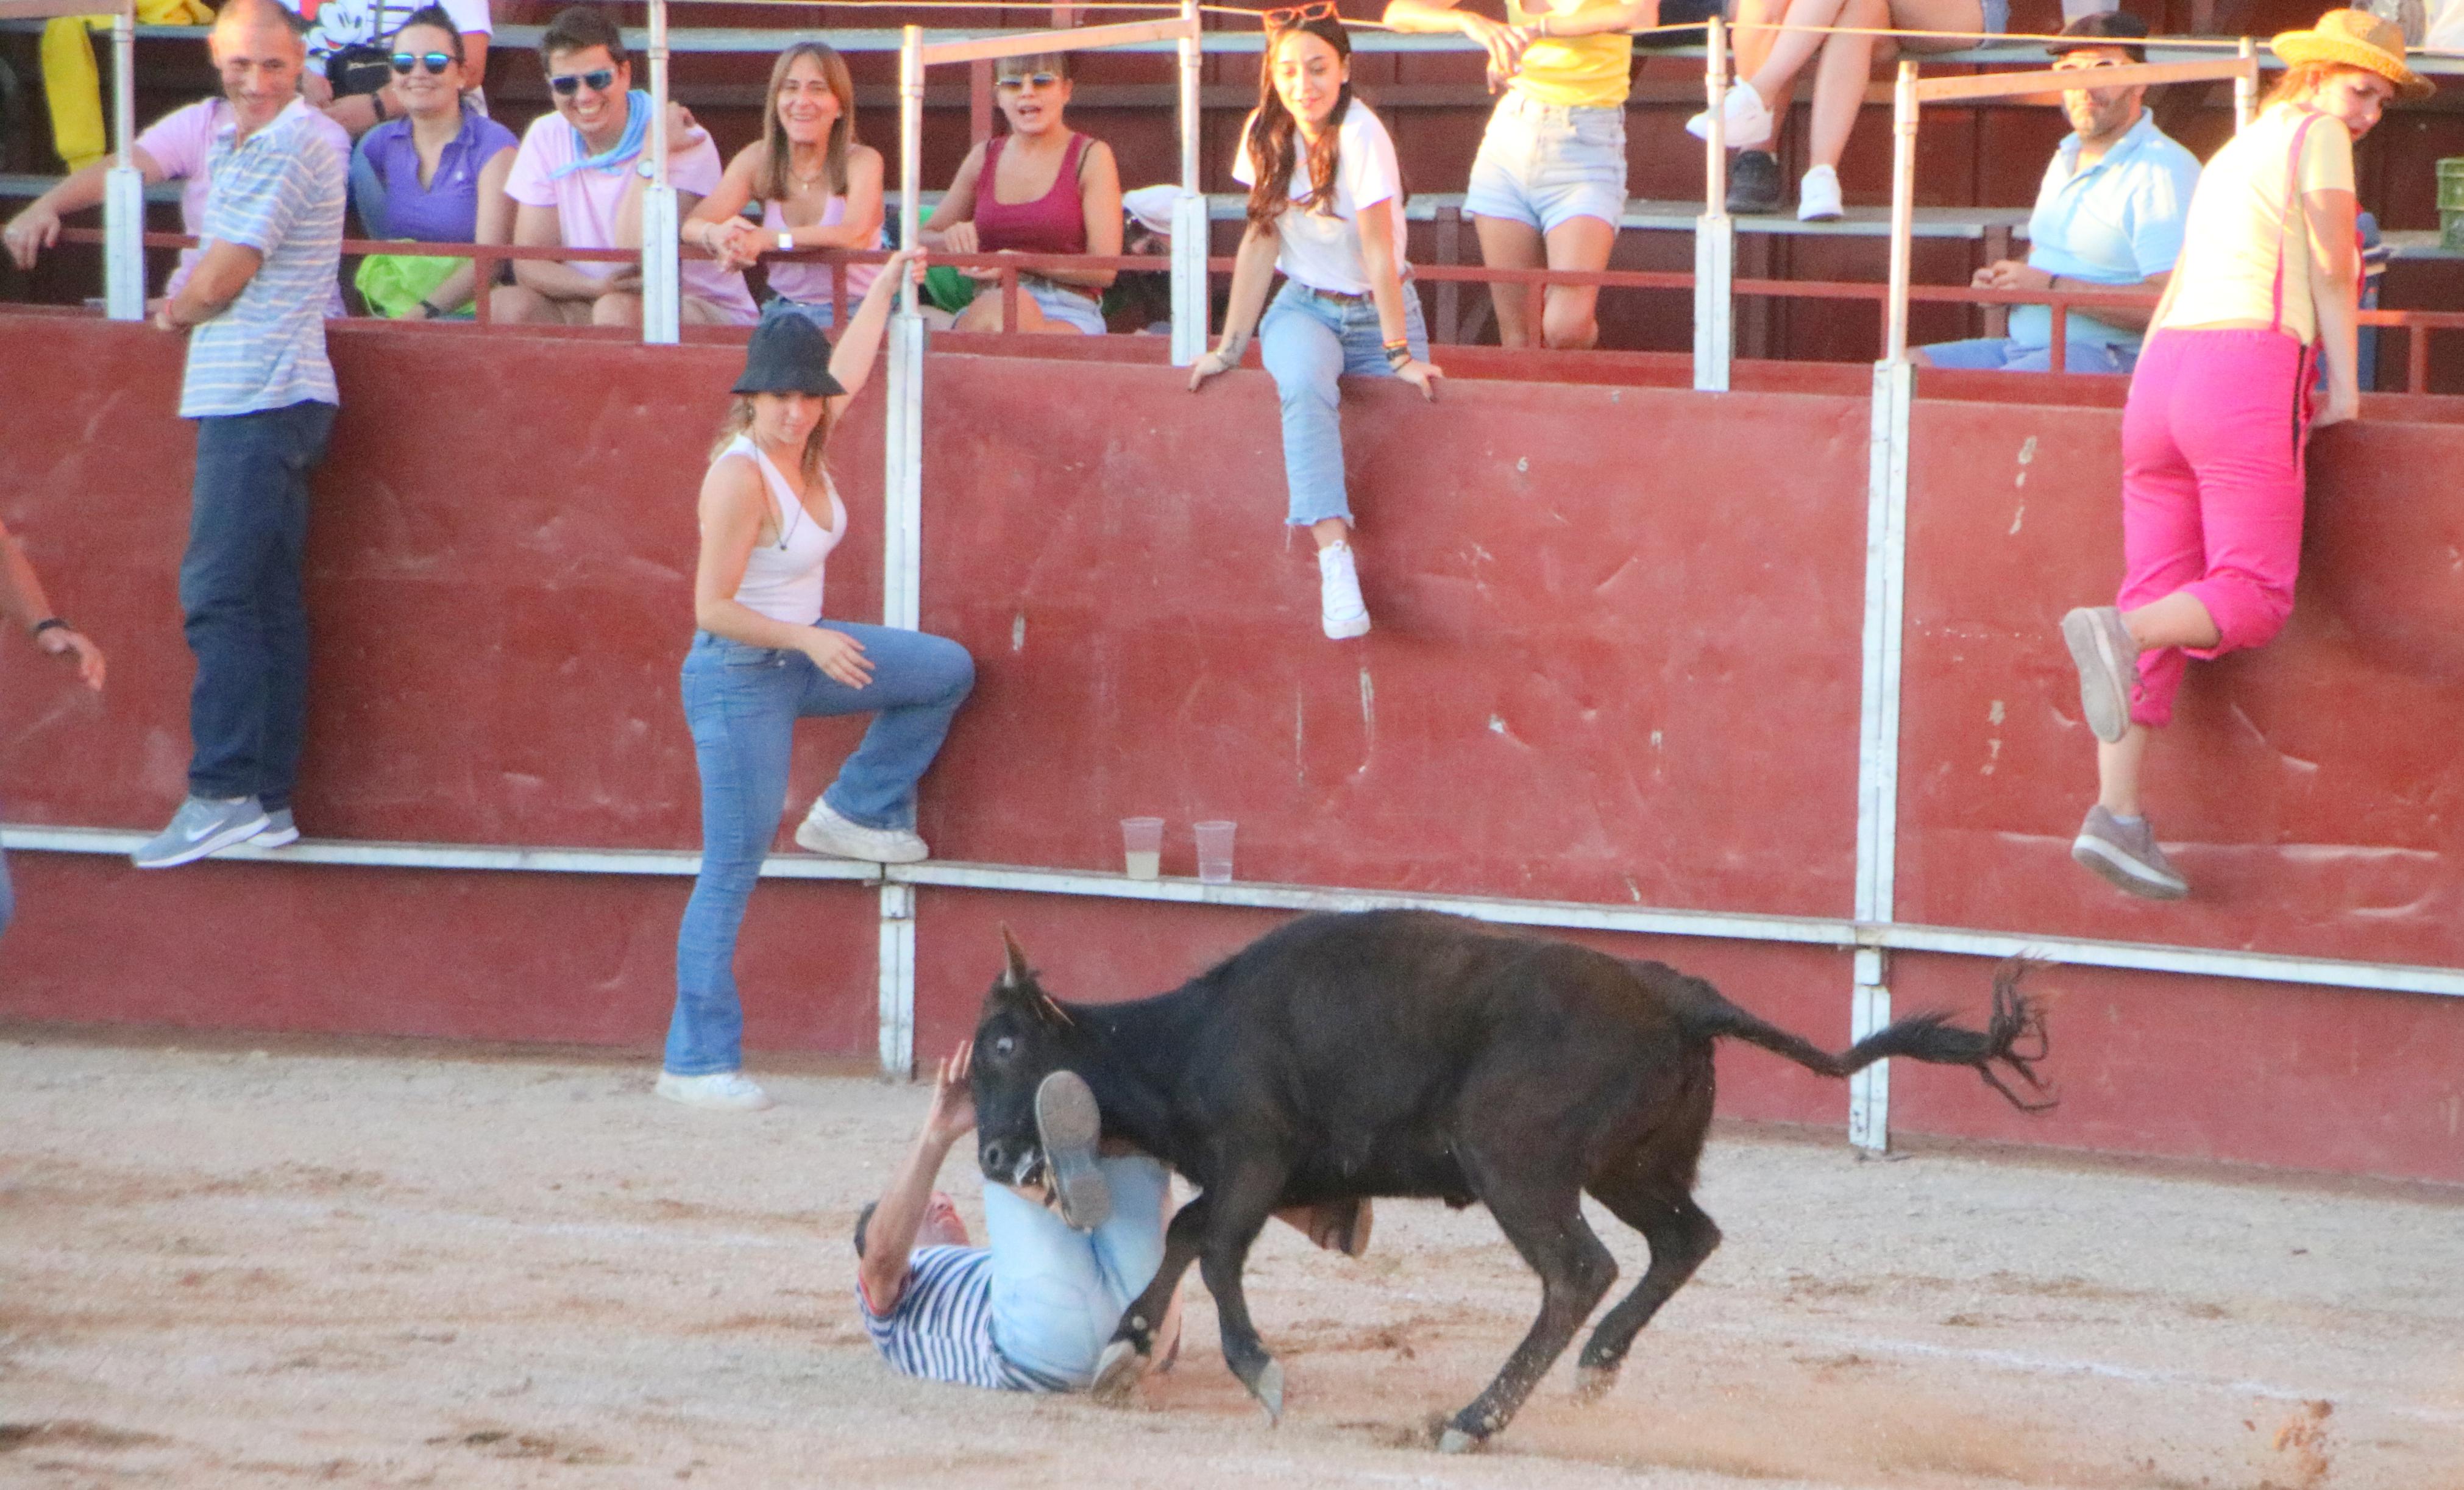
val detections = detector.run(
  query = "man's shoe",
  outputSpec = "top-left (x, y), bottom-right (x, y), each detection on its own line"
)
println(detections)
top-left (131, 795), bottom-right (270, 870)
top-left (794, 797), bottom-right (929, 864)
top-left (2071, 806), bottom-right (2189, 900)
top-left (655, 1071), bottom-right (774, 1110)
top-left (1318, 540), bottom-right (1372, 640)
top-left (2060, 606), bottom-right (2138, 744)
top-left (251, 807), bottom-right (299, 849)
top-left (1726, 150), bottom-right (1784, 215)
top-left (1685, 81), bottom-right (1773, 149)
top-left (1034, 1070), bottom-right (1112, 1232)
top-left (1796, 164), bottom-right (1844, 222)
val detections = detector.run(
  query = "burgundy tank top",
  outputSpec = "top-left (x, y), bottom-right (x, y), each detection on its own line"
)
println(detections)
top-left (973, 132), bottom-right (1092, 256)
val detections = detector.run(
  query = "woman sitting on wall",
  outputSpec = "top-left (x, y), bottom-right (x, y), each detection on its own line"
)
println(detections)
top-left (1188, 7), bottom-right (1441, 642)
top-left (684, 41), bottom-right (886, 329)
top-left (659, 249), bottom-right (976, 1112)
top-left (918, 51), bottom-right (1123, 335)
top-left (2056, 10), bottom-right (2424, 901)
top-left (351, 6), bottom-right (516, 319)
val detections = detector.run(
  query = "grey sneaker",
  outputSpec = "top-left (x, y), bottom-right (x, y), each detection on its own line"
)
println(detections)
top-left (131, 795), bottom-right (270, 870)
top-left (1034, 1070), bottom-right (1112, 1232)
top-left (1726, 149), bottom-right (1783, 215)
top-left (2061, 606), bottom-right (2139, 743)
top-left (252, 807), bottom-right (299, 849)
top-left (2072, 806), bottom-right (2188, 899)
top-left (794, 797), bottom-right (928, 864)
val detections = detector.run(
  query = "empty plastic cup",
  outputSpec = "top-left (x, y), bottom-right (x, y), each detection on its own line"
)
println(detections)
top-left (1121, 816), bottom-right (1163, 880)
top-left (1193, 820), bottom-right (1236, 884)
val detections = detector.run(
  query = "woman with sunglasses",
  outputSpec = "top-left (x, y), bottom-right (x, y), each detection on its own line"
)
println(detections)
top-left (683, 42), bottom-right (885, 330)
top-left (661, 247), bottom-right (975, 1112)
top-left (1190, 8), bottom-right (1438, 641)
top-left (350, 6), bottom-right (516, 318)
top-left (918, 52), bottom-right (1122, 335)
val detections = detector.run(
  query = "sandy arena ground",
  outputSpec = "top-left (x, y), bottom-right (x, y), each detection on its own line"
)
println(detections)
top-left (2, 1029), bottom-right (2460, 1490)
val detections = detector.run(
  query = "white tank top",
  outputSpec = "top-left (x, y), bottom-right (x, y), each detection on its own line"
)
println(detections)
top-left (720, 433), bottom-right (844, 625)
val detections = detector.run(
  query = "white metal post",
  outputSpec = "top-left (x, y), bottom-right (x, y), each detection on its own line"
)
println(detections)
top-left (1693, 15), bottom-right (1733, 392)
top-left (884, 24), bottom-right (926, 641)
top-left (900, 26), bottom-right (924, 318)
top-left (1171, 0), bottom-right (1206, 366)
top-left (1851, 354), bottom-right (1914, 1152)
top-left (878, 882), bottom-right (917, 1078)
top-left (1883, 59), bottom-right (1918, 363)
top-left (2234, 37), bottom-right (2257, 131)
top-left (102, 1), bottom-right (142, 321)
top-left (1848, 947), bottom-right (1892, 1151)
top-left (639, 0), bottom-right (680, 344)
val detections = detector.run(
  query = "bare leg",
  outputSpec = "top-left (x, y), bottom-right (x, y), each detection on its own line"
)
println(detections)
top-left (1805, 0), bottom-right (1886, 171)
top-left (2095, 725), bottom-right (2153, 817)
top-left (490, 284), bottom-right (591, 325)
top-left (1744, 0), bottom-right (1856, 105)
top-left (1309, 516), bottom-right (1347, 552)
top-left (1473, 213), bottom-right (1546, 350)
top-left (591, 289), bottom-right (642, 328)
top-left (953, 287), bottom-right (1055, 334)
top-left (1540, 215), bottom-right (1616, 351)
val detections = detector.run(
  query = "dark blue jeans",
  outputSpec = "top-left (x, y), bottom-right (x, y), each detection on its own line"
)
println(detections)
top-left (181, 400), bottom-right (336, 810)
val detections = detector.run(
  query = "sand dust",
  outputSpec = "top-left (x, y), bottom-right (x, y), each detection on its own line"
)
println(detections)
top-left (2, 1029), bottom-right (2461, 1489)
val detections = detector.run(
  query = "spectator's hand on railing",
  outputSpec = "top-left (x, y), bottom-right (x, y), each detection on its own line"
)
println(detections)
top-left (1455, 10), bottom-right (1530, 93)
top-left (706, 218), bottom-right (765, 274)
top-left (1188, 343), bottom-right (1240, 391)
top-left (961, 246), bottom-right (1014, 283)
top-left (3, 202), bottom-right (61, 271)
top-left (1395, 355), bottom-right (1443, 400)
top-left (1972, 260), bottom-right (2051, 294)
top-left (2313, 383), bottom-right (2361, 430)
top-left (664, 103), bottom-right (710, 154)
top-left (36, 622), bottom-right (105, 692)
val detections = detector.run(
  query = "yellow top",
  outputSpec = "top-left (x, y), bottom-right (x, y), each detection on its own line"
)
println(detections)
top-left (1505, 0), bottom-right (1632, 109)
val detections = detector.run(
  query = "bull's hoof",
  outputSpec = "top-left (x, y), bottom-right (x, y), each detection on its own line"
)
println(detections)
top-left (1090, 1339), bottom-right (1148, 1404)
top-left (1572, 1363), bottom-right (1617, 1403)
top-left (1436, 1427), bottom-right (1482, 1455)
top-left (1243, 1358), bottom-right (1285, 1425)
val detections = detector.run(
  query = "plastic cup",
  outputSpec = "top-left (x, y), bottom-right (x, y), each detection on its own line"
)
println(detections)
top-left (1193, 820), bottom-right (1236, 885)
top-left (1121, 816), bottom-right (1163, 880)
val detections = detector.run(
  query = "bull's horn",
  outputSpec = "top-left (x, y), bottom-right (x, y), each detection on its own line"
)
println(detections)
top-left (999, 925), bottom-right (1032, 989)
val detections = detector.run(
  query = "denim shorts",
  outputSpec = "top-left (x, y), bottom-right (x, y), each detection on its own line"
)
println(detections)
top-left (1465, 91), bottom-right (1628, 235)
top-left (1023, 277), bottom-right (1107, 335)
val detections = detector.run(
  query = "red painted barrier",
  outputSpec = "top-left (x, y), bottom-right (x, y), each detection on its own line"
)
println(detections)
top-left (2, 310), bottom-right (2460, 1181)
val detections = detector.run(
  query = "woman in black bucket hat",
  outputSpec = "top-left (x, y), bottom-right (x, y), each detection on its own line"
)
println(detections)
top-left (659, 249), bottom-right (978, 1112)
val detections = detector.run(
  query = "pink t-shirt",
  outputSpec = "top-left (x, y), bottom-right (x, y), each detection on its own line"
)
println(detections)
top-left (137, 97), bottom-right (350, 313)
top-left (505, 111), bottom-right (756, 321)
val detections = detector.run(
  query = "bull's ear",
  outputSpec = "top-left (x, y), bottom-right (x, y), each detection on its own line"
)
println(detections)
top-left (998, 925), bottom-right (1034, 993)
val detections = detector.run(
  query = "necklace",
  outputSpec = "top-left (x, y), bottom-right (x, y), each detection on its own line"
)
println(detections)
top-left (786, 155), bottom-right (828, 190)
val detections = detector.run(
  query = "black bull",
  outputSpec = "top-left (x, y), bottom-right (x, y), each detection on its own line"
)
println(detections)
top-left (967, 910), bottom-right (2050, 1451)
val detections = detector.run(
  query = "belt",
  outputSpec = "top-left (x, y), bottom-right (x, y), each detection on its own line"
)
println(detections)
top-left (1298, 271), bottom-right (1411, 303)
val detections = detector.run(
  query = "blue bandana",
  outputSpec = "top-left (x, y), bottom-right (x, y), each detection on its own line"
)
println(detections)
top-left (550, 89), bottom-right (652, 179)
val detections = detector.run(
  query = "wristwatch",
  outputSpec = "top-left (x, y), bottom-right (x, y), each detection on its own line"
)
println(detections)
top-left (635, 156), bottom-right (657, 180)
top-left (777, 231), bottom-right (795, 252)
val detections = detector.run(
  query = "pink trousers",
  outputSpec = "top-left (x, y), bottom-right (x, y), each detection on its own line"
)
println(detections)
top-left (2117, 328), bottom-right (2315, 729)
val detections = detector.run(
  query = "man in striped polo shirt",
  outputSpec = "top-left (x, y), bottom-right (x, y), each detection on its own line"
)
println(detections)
top-left (132, 0), bottom-right (346, 870)
top-left (854, 1044), bottom-right (1369, 1394)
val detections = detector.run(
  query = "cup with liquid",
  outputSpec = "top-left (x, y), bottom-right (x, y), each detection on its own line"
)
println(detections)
top-left (1120, 816), bottom-right (1163, 880)
top-left (1193, 820), bottom-right (1236, 885)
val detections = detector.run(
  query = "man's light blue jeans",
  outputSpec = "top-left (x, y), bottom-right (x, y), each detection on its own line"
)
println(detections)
top-left (1259, 278), bottom-right (1430, 528)
top-left (985, 1155), bottom-right (1173, 1389)
top-left (665, 625), bottom-right (975, 1076)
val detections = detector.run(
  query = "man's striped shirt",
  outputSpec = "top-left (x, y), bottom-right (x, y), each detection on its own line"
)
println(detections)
top-left (857, 1246), bottom-right (1056, 1392)
top-left (179, 98), bottom-right (344, 419)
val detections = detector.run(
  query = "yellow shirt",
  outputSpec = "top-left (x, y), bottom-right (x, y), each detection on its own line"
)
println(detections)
top-left (2158, 105), bottom-right (2354, 346)
top-left (1506, 0), bottom-right (1632, 109)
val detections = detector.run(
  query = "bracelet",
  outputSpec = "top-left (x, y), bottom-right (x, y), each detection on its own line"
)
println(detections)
top-left (370, 92), bottom-right (389, 124)
top-left (1383, 338), bottom-right (1412, 367)
top-left (416, 297), bottom-right (447, 319)
top-left (30, 617), bottom-right (67, 639)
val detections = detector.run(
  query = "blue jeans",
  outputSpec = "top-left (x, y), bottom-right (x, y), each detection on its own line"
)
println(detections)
top-left (182, 400), bottom-right (336, 810)
top-left (1920, 336), bottom-right (2137, 375)
top-left (665, 623), bottom-right (975, 1076)
top-left (0, 825), bottom-right (13, 940)
top-left (985, 1155), bottom-right (1172, 1389)
top-left (1259, 279), bottom-right (1430, 528)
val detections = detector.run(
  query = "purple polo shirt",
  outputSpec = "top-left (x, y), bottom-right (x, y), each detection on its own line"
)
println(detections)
top-left (361, 107), bottom-right (517, 243)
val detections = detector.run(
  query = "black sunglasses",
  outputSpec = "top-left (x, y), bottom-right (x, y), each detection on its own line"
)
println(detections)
top-left (548, 68), bottom-right (618, 96)
top-left (389, 51), bottom-right (455, 75)
top-left (995, 71), bottom-right (1062, 91)
top-left (1263, 2), bottom-right (1338, 28)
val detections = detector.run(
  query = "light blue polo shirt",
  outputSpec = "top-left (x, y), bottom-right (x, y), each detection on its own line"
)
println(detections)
top-left (179, 97), bottom-right (346, 419)
top-left (2011, 110), bottom-right (2200, 353)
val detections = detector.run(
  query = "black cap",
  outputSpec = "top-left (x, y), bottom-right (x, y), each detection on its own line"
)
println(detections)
top-left (2047, 10), bottom-right (2150, 64)
top-left (732, 312), bottom-right (846, 398)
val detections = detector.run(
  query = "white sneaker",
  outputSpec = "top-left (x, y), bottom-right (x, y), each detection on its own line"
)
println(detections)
top-left (1685, 81), bottom-right (1773, 149)
top-left (1317, 541), bottom-right (1372, 640)
top-left (794, 796), bottom-right (929, 864)
top-left (655, 1071), bottom-right (773, 1110)
top-left (1796, 164), bottom-right (1844, 222)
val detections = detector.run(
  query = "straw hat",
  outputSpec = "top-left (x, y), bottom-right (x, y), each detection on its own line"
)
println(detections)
top-left (2270, 8), bottom-right (2432, 101)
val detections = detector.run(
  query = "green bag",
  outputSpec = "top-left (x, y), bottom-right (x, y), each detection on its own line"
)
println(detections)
top-left (922, 263), bottom-right (977, 314)
top-left (355, 247), bottom-right (466, 319)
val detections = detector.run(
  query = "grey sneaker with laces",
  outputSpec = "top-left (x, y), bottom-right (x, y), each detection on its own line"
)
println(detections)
top-left (2061, 606), bottom-right (2139, 743)
top-left (131, 795), bottom-right (270, 870)
top-left (2071, 805), bottom-right (2188, 900)
top-left (1034, 1070), bottom-right (1112, 1232)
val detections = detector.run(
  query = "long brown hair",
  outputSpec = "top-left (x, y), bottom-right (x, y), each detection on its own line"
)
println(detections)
top-left (755, 42), bottom-right (857, 202)
top-left (1244, 15), bottom-right (1352, 232)
top-left (709, 396), bottom-right (834, 492)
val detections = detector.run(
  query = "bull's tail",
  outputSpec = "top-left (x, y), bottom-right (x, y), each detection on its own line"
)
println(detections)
top-left (1660, 959), bottom-right (2054, 1113)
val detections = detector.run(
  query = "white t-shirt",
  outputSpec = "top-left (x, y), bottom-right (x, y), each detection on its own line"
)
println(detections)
top-left (2158, 104), bottom-right (2355, 346)
top-left (504, 110), bottom-right (757, 318)
top-left (1231, 99), bottom-right (1409, 297)
top-left (280, 0), bottom-right (492, 63)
